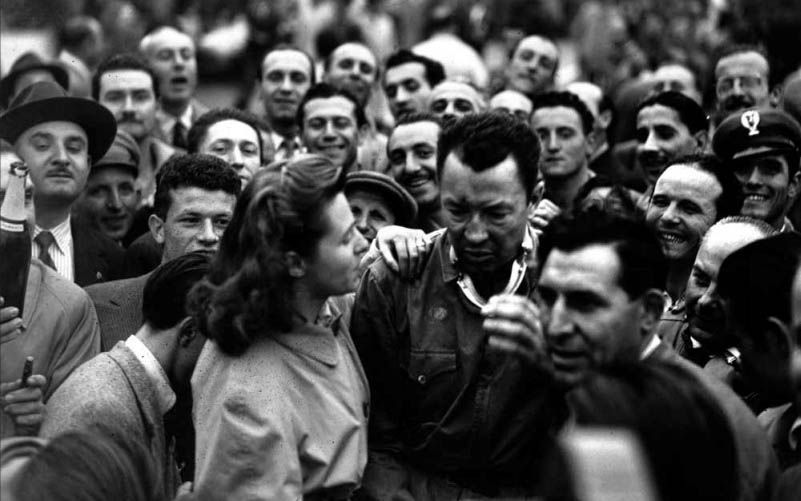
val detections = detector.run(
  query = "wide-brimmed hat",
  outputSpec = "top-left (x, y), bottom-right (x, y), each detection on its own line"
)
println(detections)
top-left (345, 171), bottom-right (418, 225)
top-left (0, 52), bottom-right (69, 107)
top-left (0, 81), bottom-right (116, 161)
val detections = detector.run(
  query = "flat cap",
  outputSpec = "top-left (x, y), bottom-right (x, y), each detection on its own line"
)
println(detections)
top-left (93, 130), bottom-right (140, 177)
top-left (713, 108), bottom-right (801, 162)
top-left (345, 171), bottom-right (418, 226)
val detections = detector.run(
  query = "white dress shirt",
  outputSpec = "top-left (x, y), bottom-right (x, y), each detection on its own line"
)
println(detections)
top-left (32, 217), bottom-right (74, 282)
top-left (157, 105), bottom-right (193, 144)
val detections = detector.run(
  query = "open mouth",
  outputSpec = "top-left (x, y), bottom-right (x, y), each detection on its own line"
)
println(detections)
top-left (743, 193), bottom-right (769, 203)
top-left (170, 76), bottom-right (189, 86)
top-left (403, 175), bottom-right (431, 189)
top-left (658, 231), bottom-right (687, 245)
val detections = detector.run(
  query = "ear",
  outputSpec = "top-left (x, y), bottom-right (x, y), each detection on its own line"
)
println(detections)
top-left (597, 109), bottom-right (613, 130)
top-left (149, 213), bottom-right (166, 244)
top-left (177, 317), bottom-right (196, 347)
top-left (284, 250), bottom-right (307, 278)
top-left (693, 129), bottom-right (709, 152)
top-left (787, 168), bottom-right (801, 200)
top-left (763, 317), bottom-right (794, 360)
top-left (585, 130), bottom-right (597, 158)
top-left (640, 289), bottom-right (665, 334)
top-left (769, 86), bottom-right (782, 108)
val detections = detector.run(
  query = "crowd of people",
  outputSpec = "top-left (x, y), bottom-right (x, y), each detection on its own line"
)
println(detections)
top-left (1, 0), bottom-right (801, 500)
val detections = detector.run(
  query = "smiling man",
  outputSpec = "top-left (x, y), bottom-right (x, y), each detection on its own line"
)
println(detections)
top-left (383, 49), bottom-right (445, 121)
top-left (427, 80), bottom-right (485, 126)
top-left (0, 81), bottom-right (122, 286)
top-left (714, 46), bottom-right (775, 121)
top-left (713, 108), bottom-right (801, 232)
top-left (298, 83), bottom-right (365, 174)
top-left (140, 26), bottom-right (208, 150)
top-left (352, 113), bottom-right (559, 499)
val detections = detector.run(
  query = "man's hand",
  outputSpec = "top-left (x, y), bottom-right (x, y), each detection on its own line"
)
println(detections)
top-left (1, 297), bottom-right (25, 338)
top-left (375, 225), bottom-right (433, 279)
top-left (528, 199), bottom-right (561, 235)
top-left (482, 294), bottom-right (552, 372)
top-left (1, 374), bottom-right (47, 436)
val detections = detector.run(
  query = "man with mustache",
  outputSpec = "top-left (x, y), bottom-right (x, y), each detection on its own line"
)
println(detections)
top-left (0, 81), bottom-right (122, 286)
top-left (386, 113), bottom-right (445, 232)
top-left (528, 91), bottom-right (596, 234)
top-left (714, 46), bottom-right (776, 123)
top-left (94, 53), bottom-right (180, 206)
top-left (634, 91), bottom-right (708, 210)
top-left (140, 26), bottom-right (209, 151)
top-left (259, 45), bottom-right (315, 161)
top-left (713, 108), bottom-right (801, 233)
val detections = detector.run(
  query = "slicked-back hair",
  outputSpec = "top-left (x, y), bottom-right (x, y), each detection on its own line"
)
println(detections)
top-left (656, 153), bottom-right (743, 222)
top-left (153, 154), bottom-right (241, 220)
top-left (188, 154), bottom-right (346, 356)
top-left (257, 44), bottom-right (317, 84)
top-left (538, 211), bottom-right (668, 300)
top-left (323, 42), bottom-right (379, 79)
top-left (384, 49), bottom-right (446, 88)
top-left (142, 251), bottom-right (211, 330)
top-left (93, 52), bottom-right (159, 100)
top-left (531, 91), bottom-right (596, 135)
top-left (187, 108), bottom-right (264, 157)
top-left (715, 44), bottom-right (772, 85)
top-left (437, 112), bottom-right (540, 199)
top-left (718, 232), bottom-right (801, 337)
top-left (296, 82), bottom-right (367, 128)
top-left (636, 91), bottom-right (708, 134)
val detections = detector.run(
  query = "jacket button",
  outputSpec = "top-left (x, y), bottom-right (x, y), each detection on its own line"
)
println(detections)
top-left (417, 374), bottom-right (427, 385)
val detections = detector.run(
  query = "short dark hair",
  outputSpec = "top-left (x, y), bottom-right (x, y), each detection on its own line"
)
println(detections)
top-left (538, 211), bottom-right (667, 300)
top-left (531, 91), bottom-right (596, 135)
top-left (437, 112), bottom-right (540, 199)
top-left (296, 82), bottom-right (367, 128)
top-left (187, 108), bottom-right (264, 157)
top-left (257, 44), bottom-right (317, 84)
top-left (718, 232), bottom-right (801, 337)
top-left (384, 49), bottom-right (445, 88)
top-left (93, 52), bottom-right (159, 100)
top-left (636, 91), bottom-right (708, 134)
top-left (153, 154), bottom-right (241, 220)
top-left (393, 111), bottom-right (442, 128)
top-left (142, 251), bottom-right (211, 330)
top-left (658, 153), bottom-right (743, 221)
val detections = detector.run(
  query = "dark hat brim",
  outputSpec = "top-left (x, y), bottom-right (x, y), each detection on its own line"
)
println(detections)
top-left (0, 63), bottom-right (70, 106)
top-left (0, 96), bottom-right (116, 161)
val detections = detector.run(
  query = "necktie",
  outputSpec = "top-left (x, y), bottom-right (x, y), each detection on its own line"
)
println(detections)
top-left (173, 122), bottom-right (188, 150)
top-left (280, 139), bottom-right (296, 160)
top-left (34, 231), bottom-right (57, 270)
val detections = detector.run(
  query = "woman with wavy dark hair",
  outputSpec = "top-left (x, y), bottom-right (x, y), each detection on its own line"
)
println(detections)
top-left (188, 154), bottom-right (370, 500)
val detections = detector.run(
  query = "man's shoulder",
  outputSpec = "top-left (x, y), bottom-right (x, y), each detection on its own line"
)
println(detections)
top-left (85, 274), bottom-right (148, 304)
top-left (364, 229), bottom-right (448, 287)
top-left (30, 260), bottom-right (93, 312)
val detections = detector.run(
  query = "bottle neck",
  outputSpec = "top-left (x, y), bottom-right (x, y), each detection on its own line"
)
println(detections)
top-left (1, 163), bottom-right (29, 224)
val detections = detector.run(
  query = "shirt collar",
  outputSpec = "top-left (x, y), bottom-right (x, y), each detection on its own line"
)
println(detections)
top-left (158, 103), bottom-right (193, 131)
top-left (34, 217), bottom-right (72, 254)
top-left (790, 415), bottom-right (801, 450)
top-left (271, 300), bottom-right (344, 367)
top-left (125, 335), bottom-right (176, 415)
top-left (640, 334), bottom-right (661, 359)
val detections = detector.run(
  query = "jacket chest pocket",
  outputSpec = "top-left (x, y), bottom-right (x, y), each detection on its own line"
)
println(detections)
top-left (402, 351), bottom-right (459, 423)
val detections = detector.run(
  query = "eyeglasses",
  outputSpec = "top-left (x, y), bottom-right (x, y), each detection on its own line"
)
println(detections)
top-left (716, 75), bottom-right (765, 94)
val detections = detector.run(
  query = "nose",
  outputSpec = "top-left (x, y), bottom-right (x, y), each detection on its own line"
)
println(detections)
top-left (53, 141), bottom-right (70, 163)
top-left (545, 131), bottom-right (560, 151)
top-left (279, 75), bottom-right (293, 92)
top-left (122, 94), bottom-right (135, 112)
top-left (354, 212), bottom-right (368, 232)
top-left (230, 147), bottom-right (244, 165)
top-left (395, 87), bottom-right (410, 104)
top-left (464, 213), bottom-right (488, 244)
top-left (106, 188), bottom-right (123, 210)
top-left (745, 166), bottom-right (764, 186)
top-left (697, 284), bottom-right (721, 313)
top-left (660, 202), bottom-right (681, 224)
top-left (730, 77), bottom-right (745, 95)
top-left (641, 130), bottom-right (659, 151)
top-left (404, 153), bottom-right (420, 175)
top-left (197, 219), bottom-right (218, 244)
top-left (545, 297), bottom-right (573, 340)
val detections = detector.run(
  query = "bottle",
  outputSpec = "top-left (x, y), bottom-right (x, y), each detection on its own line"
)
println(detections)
top-left (0, 161), bottom-right (31, 317)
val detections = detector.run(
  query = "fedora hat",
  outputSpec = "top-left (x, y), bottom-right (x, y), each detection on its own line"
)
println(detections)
top-left (0, 52), bottom-right (69, 107)
top-left (0, 81), bottom-right (116, 161)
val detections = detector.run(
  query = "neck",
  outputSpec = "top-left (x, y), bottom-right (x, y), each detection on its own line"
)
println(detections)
top-left (291, 286), bottom-right (327, 326)
top-left (666, 258), bottom-right (693, 303)
top-left (34, 200), bottom-right (72, 230)
top-left (135, 324), bottom-right (174, 373)
top-left (466, 258), bottom-right (516, 299)
top-left (768, 212), bottom-right (787, 231)
top-left (269, 117), bottom-right (298, 139)
top-left (160, 98), bottom-right (190, 118)
top-left (544, 166), bottom-right (591, 211)
top-left (639, 331), bottom-right (658, 358)
top-left (419, 202), bottom-right (445, 228)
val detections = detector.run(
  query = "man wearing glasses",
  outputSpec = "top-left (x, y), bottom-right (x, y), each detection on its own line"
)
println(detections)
top-left (714, 46), bottom-right (777, 122)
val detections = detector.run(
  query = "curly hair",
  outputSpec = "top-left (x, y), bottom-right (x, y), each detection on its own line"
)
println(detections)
top-left (188, 154), bottom-right (345, 356)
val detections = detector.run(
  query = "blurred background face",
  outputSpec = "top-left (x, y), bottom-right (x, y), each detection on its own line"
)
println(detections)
top-left (489, 90), bottom-right (532, 123)
top-left (635, 104), bottom-right (699, 185)
top-left (325, 43), bottom-right (377, 107)
top-left (384, 62), bottom-right (431, 119)
top-left (77, 167), bottom-right (139, 242)
top-left (98, 70), bottom-right (157, 141)
top-left (199, 119), bottom-right (261, 186)
top-left (260, 50), bottom-right (313, 124)
top-left (301, 96), bottom-right (360, 169)
top-left (645, 164), bottom-right (720, 262)
top-left (715, 51), bottom-right (771, 115)
top-left (347, 189), bottom-right (396, 243)
top-left (428, 82), bottom-right (483, 125)
top-left (531, 106), bottom-right (591, 179)
top-left (387, 120), bottom-right (440, 209)
top-left (506, 36), bottom-right (558, 96)
top-left (143, 28), bottom-right (197, 107)
top-left (652, 64), bottom-right (701, 103)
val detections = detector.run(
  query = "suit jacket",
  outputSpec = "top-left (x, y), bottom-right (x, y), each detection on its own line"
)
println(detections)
top-left (649, 341), bottom-right (779, 501)
top-left (85, 274), bottom-right (149, 351)
top-left (41, 342), bottom-right (180, 499)
top-left (71, 216), bottom-right (125, 287)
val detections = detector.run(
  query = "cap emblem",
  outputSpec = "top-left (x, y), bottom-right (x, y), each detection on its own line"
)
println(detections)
top-left (741, 110), bottom-right (761, 136)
